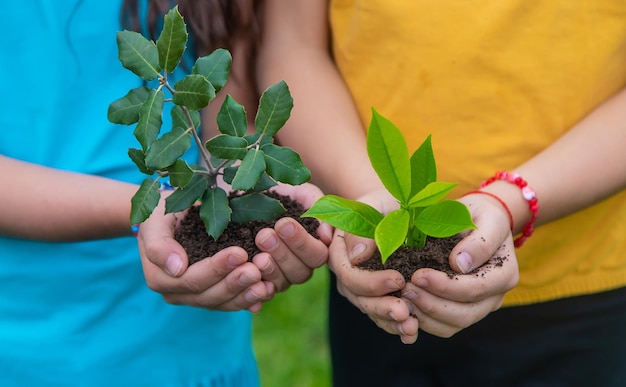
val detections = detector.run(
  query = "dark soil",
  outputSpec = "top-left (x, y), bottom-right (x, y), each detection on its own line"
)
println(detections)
top-left (175, 192), bottom-right (320, 265)
top-left (358, 234), bottom-right (509, 297)
top-left (175, 192), bottom-right (508, 284)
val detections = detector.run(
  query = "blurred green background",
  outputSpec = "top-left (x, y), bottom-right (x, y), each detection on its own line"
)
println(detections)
top-left (252, 268), bottom-right (331, 387)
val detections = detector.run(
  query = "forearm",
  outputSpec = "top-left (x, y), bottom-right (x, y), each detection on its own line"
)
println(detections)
top-left (482, 87), bottom-right (626, 233)
top-left (0, 155), bottom-right (138, 241)
top-left (257, 0), bottom-right (383, 199)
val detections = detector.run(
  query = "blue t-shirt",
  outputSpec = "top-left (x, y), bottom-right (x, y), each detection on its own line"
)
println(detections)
top-left (0, 2), bottom-right (259, 386)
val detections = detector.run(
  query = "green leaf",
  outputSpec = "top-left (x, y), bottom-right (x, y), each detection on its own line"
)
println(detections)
top-left (252, 173), bottom-right (278, 191)
top-left (231, 148), bottom-right (266, 191)
top-left (128, 148), bottom-right (153, 175)
top-left (205, 134), bottom-right (248, 160)
top-left (255, 80), bottom-right (293, 137)
top-left (217, 95), bottom-right (247, 137)
top-left (134, 89), bottom-right (164, 150)
top-left (416, 200), bottom-right (476, 238)
top-left (262, 144), bottom-right (311, 185)
top-left (367, 109), bottom-right (411, 203)
top-left (156, 6), bottom-right (188, 73)
top-left (145, 127), bottom-right (191, 170)
top-left (245, 133), bottom-right (273, 147)
top-left (116, 30), bottom-right (161, 81)
top-left (130, 178), bottom-right (161, 224)
top-left (302, 195), bottom-right (384, 238)
top-left (375, 209), bottom-right (410, 264)
top-left (200, 187), bottom-right (232, 239)
top-left (410, 134), bottom-right (437, 197)
top-left (193, 48), bottom-right (232, 92)
top-left (231, 192), bottom-right (286, 223)
top-left (164, 174), bottom-right (208, 213)
top-left (408, 182), bottom-right (457, 207)
top-left (108, 86), bottom-right (151, 125)
top-left (166, 159), bottom-right (194, 187)
top-left (171, 105), bottom-right (200, 131)
top-left (172, 74), bottom-right (216, 110)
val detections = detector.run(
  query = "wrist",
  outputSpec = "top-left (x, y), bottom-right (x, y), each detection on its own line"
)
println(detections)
top-left (480, 171), bottom-right (539, 247)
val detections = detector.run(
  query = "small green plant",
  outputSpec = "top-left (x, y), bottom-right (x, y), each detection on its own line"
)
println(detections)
top-left (302, 109), bottom-right (476, 263)
top-left (108, 6), bottom-right (310, 239)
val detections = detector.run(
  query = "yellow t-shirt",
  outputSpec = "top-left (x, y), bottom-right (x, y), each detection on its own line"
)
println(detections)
top-left (330, 0), bottom-right (626, 306)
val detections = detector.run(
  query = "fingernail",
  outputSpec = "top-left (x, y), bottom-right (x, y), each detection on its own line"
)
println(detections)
top-left (245, 289), bottom-right (260, 303)
top-left (397, 323), bottom-right (406, 336)
top-left (415, 278), bottom-right (428, 288)
top-left (238, 273), bottom-right (255, 287)
top-left (385, 279), bottom-right (402, 292)
top-left (456, 251), bottom-right (473, 274)
top-left (349, 243), bottom-right (366, 260)
top-left (389, 312), bottom-right (398, 321)
top-left (277, 220), bottom-right (295, 238)
top-left (402, 289), bottom-right (417, 303)
top-left (228, 253), bottom-right (245, 268)
top-left (259, 234), bottom-right (279, 251)
top-left (165, 253), bottom-right (183, 277)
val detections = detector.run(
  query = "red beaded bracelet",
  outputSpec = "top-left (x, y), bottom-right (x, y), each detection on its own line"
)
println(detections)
top-left (481, 171), bottom-right (539, 247)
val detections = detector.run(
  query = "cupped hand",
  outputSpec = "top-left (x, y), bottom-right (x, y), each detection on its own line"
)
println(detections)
top-left (402, 193), bottom-right (520, 338)
top-left (137, 195), bottom-right (273, 313)
top-left (328, 231), bottom-right (420, 344)
top-left (254, 183), bottom-right (333, 292)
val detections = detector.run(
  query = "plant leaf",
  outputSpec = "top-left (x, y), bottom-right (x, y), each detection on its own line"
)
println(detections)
top-left (231, 192), bottom-right (286, 223)
top-left (116, 30), bottom-right (161, 81)
top-left (172, 74), bottom-right (216, 110)
top-left (205, 134), bottom-right (248, 160)
top-left (133, 89), bottom-right (164, 151)
top-left (409, 134), bottom-right (437, 197)
top-left (262, 144), bottom-right (311, 185)
top-left (156, 6), bottom-right (188, 73)
top-left (199, 187), bottom-right (232, 239)
top-left (193, 48), bottom-right (232, 93)
top-left (130, 178), bottom-right (161, 224)
top-left (164, 174), bottom-right (208, 213)
top-left (217, 95), bottom-right (247, 137)
top-left (108, 86), bottom-right (151, 125)
top-left (408, 182), bottom-right (457, 207)
top-left (166, 159), bottom-right (194, 187)
top-left (367, 109), bottom-right (411, 203)
top-left (375, 209), bottom-right (410, 264)
top-left (128, 148), bottom-right (153, 175)
top-left (416, 200), bottom-right (476, 238)
top-left (302, 195), bottom-right (383, 238)
top-left (171, 105), bottom-right (200, 131)
top-left (252, 173), bottom-right (278, 191)
top-left (255, 80), bottom-right (293, 137)
top-left (231, 148), bottom-right (266, 191)
top-left (145, 126), bottom-right (191, 170)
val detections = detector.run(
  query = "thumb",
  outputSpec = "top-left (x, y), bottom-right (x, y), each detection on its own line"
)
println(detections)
top-left (138, 211), bottom-right (189, 277)
top-left (448, 224), bottom-right (511, 275)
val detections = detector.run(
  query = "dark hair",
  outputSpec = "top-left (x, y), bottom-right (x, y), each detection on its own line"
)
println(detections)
top-left (120, 0), bottom-right (262, 81)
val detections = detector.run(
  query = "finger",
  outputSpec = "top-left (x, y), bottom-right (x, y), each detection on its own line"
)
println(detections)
top-left (138, 210), bottom-right (189, 277)
top-left (410, 250), bottom-right (518, 304)
top-left (403, 284), bottom-right (504, 338)
top-left (341, 232), bottom-right (378, 265)
top-left (165, 262), bottom-right (271, 311)
top-left (252, 252), bottom-right (291, 292)
top-left (328, 231), bottom-right (405, 296)
top-left (145, 246), bottom-right (248, 294)
top-left (451, 197), bottom-right (513, 273)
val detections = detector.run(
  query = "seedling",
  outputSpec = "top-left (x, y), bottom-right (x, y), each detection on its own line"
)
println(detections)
top-left (108, 6), bottom-right (310, 239)
top-left (302, 109), bottom-right (476, 263)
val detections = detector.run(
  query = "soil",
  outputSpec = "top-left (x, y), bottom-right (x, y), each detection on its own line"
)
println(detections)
top-left (175, 192), bottom-right (509, 285)
top-left (175, 192), bottom-right (320, 265)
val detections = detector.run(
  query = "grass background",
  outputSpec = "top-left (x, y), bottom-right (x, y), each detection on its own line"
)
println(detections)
top-left (252, 268), bottom-right (331, 387)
